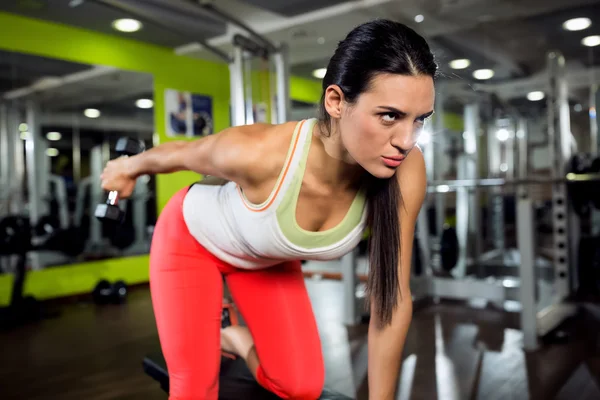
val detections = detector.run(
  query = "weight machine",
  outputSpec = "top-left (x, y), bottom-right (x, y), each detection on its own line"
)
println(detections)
top-left (228, 34), bottom-right (290, 126)
top-left (0, 100), bottom-right (82, 269)
top-left (423, 50), bottom-right (593, 350)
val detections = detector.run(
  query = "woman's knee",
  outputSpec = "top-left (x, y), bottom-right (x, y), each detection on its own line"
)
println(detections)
top-left (260, 361), bottom-right (325, 399)
top-left (278, 375), bottom-right (325, 400)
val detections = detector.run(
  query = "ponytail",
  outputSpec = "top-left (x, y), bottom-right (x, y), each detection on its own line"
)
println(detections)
top-left (365, 175), bottom-right (402, 328)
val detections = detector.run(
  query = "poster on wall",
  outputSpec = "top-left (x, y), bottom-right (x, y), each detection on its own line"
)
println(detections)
top-left (165, 88), bottom-right (214, 137)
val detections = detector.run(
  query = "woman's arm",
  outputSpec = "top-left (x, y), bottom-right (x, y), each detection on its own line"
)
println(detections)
top-left (124, 123), bottom-right (277, 187)
top-left (367, 147), bottom-right (427, 399)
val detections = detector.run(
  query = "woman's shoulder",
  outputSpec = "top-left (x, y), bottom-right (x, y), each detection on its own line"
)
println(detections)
top-left (231, 121), bottom-right (298, 147)
top-left (224, 120), bottom-right (301, 185)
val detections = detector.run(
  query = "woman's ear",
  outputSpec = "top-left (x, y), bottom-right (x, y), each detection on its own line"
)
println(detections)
top-left (323, 85), bottom-right (345, 119)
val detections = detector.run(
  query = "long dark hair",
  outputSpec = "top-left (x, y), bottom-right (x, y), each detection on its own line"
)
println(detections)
top-left (317, 19), bottom-right (437, 327)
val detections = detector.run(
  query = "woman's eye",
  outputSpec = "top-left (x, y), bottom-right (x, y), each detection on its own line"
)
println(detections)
top-left (382, 113), bottom-right (396, 122)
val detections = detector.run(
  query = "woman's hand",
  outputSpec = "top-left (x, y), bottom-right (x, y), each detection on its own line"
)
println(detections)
top-left (100, 157), bottom-right (137, 199)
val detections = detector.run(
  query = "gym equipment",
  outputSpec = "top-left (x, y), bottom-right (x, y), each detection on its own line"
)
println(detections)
top-left (577, 236), bottom-right (600, 297)
top-left (107, 201), bottom-right (136, 249)
top-left (1, 213), bottom-right (86, 257)
top-left (589, 156), bottom-right (600, 210)
top-left (0, 215), bottom-right (31, 255)
top-left (42, 226), bottom-right (86, 257)
top-left (0, 216), bottom-right (57, 329)
top-left (440, 226), bottom-right (459, 272)
top-left (0, 253), bottom-right (41, 330)
top-left (566, 153), bottom-right (592, 215)
top-left (92, 279), bottom-right (128, 305)
top-left (143, 351), bottom-right (352, 400)
top-left (412, 236), bottom-right (423, 276)
top-left (33, 214), bottom-right (61, 237)
top-left (112, 280), bottom-right (128, 304)
top-left (407, 50), bottom-right (595, 353)
top-left (92, 280), bottom-right (113, 305)
top-left (94, 137), bottom-right (145, 223)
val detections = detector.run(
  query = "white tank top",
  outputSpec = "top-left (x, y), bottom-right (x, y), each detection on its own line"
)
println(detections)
top-left (182, 118), bottom-right (368, 269)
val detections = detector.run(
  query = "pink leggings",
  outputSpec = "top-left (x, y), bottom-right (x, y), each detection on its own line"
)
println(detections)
top-left (149, 187), bottom-right (325, 399)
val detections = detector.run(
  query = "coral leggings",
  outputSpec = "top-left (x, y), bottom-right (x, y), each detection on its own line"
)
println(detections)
top-left (149, 188), bottom-right (325, 399)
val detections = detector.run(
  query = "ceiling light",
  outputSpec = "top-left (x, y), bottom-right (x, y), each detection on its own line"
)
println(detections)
top-left (312, 68), bottom-right (327, 79)
top-left (574, 104), bottom-right (583, 112)
top-left (473, 69), bottom-right (494, 80)
top-left (136, 99), bottom-right (154, 109)
top-left (18, 123), bottom-right (28, 132)
top-left (496, 128), bottom-right (510, 142)
top-left (317, 37), bottom-right (325, 45)
top-left (46, 131), bottom-right (62, 141)
top-left (527, 91), bottom-right (545, 101)
top-left (582, 35), bottom-right (600, 47)
top-left (112, 18), bottom-right (142, 33)
top-left (449, 59), bottom-right (471, 69)
top-left (84, 108), bottom-right (101, 118)
top-left (562, 17), bottom-right (592, 31)
top-left (20, 131), bottom-right (29, 140)
top-left (414, 15), bottom-right (424, 23)
top-left (46, 148), bottom-right (59, 157)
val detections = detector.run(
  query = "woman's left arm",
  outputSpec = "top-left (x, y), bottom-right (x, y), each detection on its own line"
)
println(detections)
top-left (367, 147), bottom-right (427, 399)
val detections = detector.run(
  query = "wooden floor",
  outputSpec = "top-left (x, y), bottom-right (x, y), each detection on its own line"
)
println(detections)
top-left (1, 278), bottom-right (600, 400)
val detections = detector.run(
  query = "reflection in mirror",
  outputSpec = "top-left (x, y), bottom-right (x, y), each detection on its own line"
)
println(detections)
top-left (0, 50), bottom-right (155, 269)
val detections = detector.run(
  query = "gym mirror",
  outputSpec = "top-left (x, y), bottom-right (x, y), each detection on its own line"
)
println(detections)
top-left (0, 49), bottom-right (155, 270)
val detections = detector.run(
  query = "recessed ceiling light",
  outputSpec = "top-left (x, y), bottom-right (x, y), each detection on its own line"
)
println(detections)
top-left (582, 35), bottom-right (600, 47)
top-left (136, 99), bottom-right (154, 109)
top-left (112, 18), bottom-right (142, 33)
top-left (84, 108), bottom-right (101, 118)
top-left (312, 68), bottom-right (327, 79)
top-left (527, 91), bottom-right (545, 101)
top-left (46, 131), bottom-right (62, 141)
top-left (473, 69), bottom-right (494, 80)
top-left (414, 15), bottom-right (424, 23)
top-left (562, 17), bottom-right (592, 31)
top-left (449, 59), bottom-right (471, 69)
top-left (317, 37), bottom-right (325, 45)
top-left (18, 123), bottom-right (28, 132)
top-left (574, 104), bottom-right (583, 112)
top-left (496, 128), bottom-right (510, 142)
top-left (46, 148), bottom-right (59, 157)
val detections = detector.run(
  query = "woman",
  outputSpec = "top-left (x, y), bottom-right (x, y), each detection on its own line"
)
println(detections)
top-left (101, 19), bottom-right (436, 400)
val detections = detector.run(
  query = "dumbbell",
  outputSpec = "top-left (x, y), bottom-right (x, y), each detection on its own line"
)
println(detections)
top-left (92, 279), bottom-right (128, 305)
top-left (95, 137), bottom-right (145, 223)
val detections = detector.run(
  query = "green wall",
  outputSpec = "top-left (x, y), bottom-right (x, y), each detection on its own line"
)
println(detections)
top-left (0, 11), bottom-right (322, 305)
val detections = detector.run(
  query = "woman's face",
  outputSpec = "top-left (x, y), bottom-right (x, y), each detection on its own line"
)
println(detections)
top-left (326, 73), bottom-right (435, 178)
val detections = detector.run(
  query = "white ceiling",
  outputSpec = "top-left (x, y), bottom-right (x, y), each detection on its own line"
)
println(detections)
top-left (176, 0), bottom-right (600, 73)
top-left (1, 0), bottom-right (599, 114)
